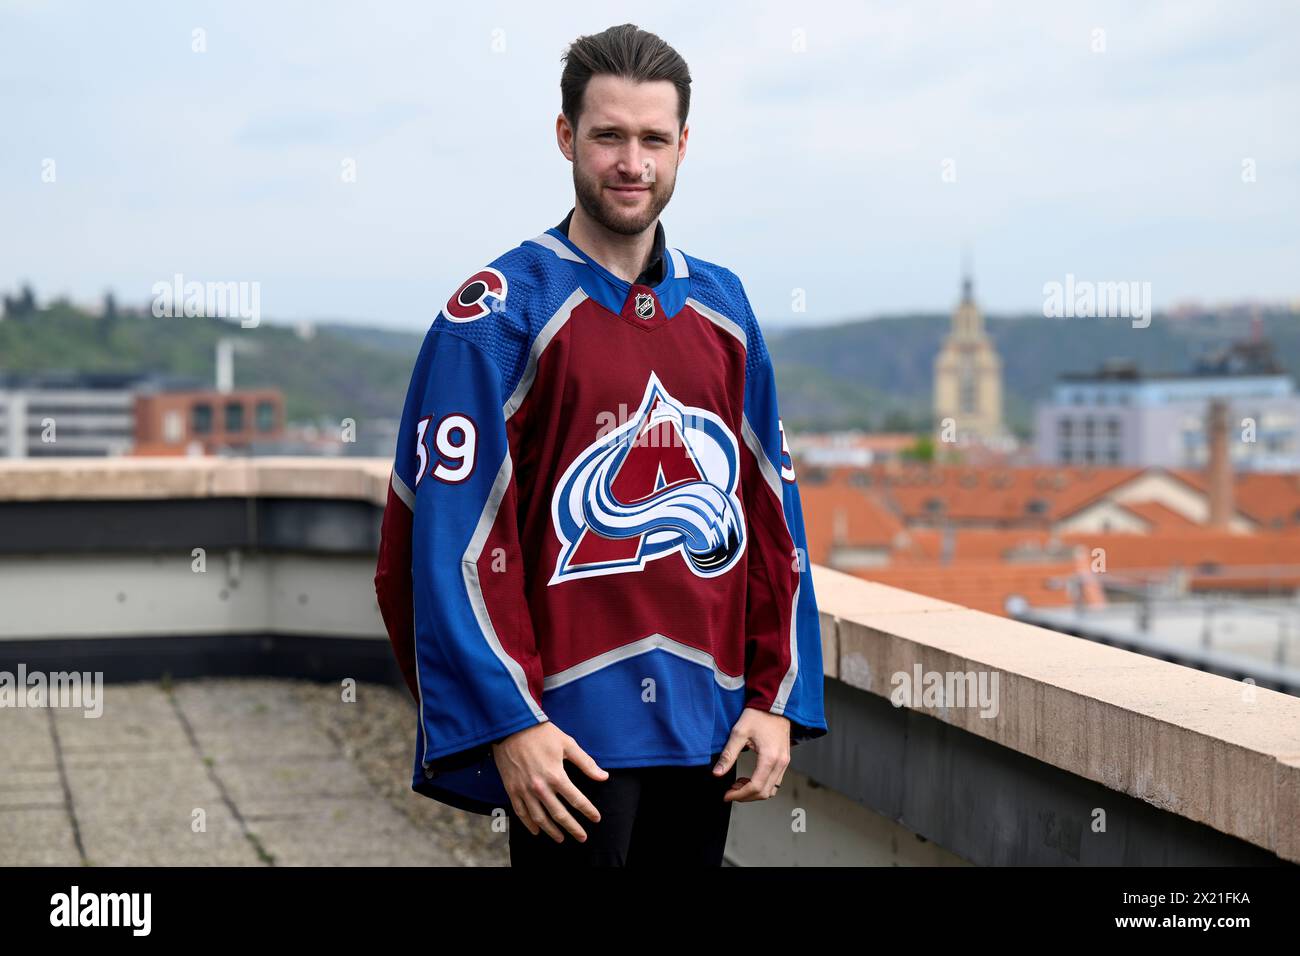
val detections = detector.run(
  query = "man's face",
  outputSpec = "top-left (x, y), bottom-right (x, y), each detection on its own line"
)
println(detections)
top-left (561, 74), bottom-right (688, 237)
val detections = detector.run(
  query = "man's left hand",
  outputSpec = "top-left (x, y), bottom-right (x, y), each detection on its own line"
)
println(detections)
top-left (713, 707), bottom-right (790, 802)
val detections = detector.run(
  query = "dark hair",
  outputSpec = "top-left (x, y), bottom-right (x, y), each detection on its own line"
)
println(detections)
top-left (560, 23), bottom-right (692, 136)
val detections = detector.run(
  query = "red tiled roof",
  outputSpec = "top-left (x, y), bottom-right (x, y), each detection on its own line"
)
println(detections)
top-left (808, 463), bottom-right (1144, 523)
top-left (890, 528), bottom-right (1057, 563)
top-left (850, 558), bottom-right (1104, 617)
top-left (796, 466), bottom-right (1300, 611)
top-left (1168, 468), bottom-right (1300, 530)
top-left (798, 481), bottom-right (903, 566)
top-left (1057, 529), bottom-right (1300, 570)
top-left (800, 462), bottom-right (1297, 529)
top-left (1116, 500), bottom-right (1201, 531)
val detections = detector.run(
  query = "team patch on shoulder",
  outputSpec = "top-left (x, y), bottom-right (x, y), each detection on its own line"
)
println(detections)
top-left (441, 267), bottom-right (507, 323)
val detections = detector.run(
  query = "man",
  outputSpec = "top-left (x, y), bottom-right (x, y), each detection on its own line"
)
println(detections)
top-left (374, 23), bottom-right (828, 867)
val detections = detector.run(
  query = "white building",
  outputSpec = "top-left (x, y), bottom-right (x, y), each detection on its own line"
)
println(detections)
top-left (1034, 338), bottom-right (1300, 472)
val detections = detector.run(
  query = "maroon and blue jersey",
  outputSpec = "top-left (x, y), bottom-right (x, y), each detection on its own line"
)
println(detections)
top-left (374, 217), bottom-right (828, 815)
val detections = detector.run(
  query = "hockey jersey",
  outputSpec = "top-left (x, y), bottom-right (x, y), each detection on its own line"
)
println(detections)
top-left (373, 215), bottom-right (829, 815)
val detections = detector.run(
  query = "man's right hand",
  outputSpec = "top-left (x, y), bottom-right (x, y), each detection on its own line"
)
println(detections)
top-left (491, 721), bottom-right (607, 842)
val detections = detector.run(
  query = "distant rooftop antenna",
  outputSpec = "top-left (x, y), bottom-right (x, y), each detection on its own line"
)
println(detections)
top-left (215, 338), bottom-right (260, 393)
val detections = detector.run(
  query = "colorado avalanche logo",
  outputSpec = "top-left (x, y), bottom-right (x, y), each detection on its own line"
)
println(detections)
top-left (549, 371), bottom-right (745, 584)
top-left (442, 267), bottom-right (507, 322)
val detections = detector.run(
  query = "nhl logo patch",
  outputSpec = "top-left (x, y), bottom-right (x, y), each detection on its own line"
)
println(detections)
top-left (634, 293), bottom-right (656, 320)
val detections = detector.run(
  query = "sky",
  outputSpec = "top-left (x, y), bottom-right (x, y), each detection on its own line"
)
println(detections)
top-left (1, 0), bottom-right (1296, 332)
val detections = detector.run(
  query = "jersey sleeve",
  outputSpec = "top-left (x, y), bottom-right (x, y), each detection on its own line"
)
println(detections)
top-left (374, 324), bottom-right (549, 776)
top-left (732, 272), bottom-right (830, 746)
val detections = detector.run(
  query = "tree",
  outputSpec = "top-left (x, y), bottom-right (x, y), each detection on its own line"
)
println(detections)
top-left (902, 434), bottom-right (935, 463)
top-left (3, 284), bottom-right (37, 318)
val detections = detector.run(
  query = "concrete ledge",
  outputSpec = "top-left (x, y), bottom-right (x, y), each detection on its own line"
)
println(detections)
top-left (0, 456), bottom-right (392, 504)
top-left (811, 563), bottom-right (1300, 863)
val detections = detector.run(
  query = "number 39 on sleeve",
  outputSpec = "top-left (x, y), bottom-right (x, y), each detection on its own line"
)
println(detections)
top-left (414, 413), bottom-right (478, 486)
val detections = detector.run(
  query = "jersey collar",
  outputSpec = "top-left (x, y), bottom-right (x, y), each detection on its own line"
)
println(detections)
top-left (548, 208), bottom-right (670, 291)
top-left (525, 211), bottom-right (691, 321)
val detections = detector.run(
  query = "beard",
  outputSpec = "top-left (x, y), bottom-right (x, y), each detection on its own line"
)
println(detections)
top-left (572, 154), bottom-right (676, 237)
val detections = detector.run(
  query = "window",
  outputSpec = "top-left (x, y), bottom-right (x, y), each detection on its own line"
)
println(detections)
top-left (225, 401), bottom-right (245, 433)
top-left (256, 401), bottom-right (275, 432)
top-left (192, 403), bottom-right (212, 435)
top-left (959, 365), bottom-right (977, 414)
top-left (163, 410), bottom-right (183, 443)
top-left (1059, 419), bottom-right (1073, 437)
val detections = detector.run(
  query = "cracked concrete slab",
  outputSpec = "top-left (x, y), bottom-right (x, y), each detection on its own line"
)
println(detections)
top-left (0, 677), bottom-right (499, 866)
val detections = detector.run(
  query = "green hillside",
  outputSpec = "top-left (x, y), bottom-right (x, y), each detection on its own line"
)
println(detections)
top-left (2, 296), bottom-right (1294, 436)
top-left (0, 301), bottom-right (419, 425)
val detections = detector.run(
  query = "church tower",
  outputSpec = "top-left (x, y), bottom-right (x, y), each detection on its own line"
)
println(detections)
top-left (932, 271), bottom-right (1006, 453)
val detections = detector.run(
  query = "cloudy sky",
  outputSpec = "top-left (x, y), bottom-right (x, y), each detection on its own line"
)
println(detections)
top-left (1, 0), bottom-right (1296, 331)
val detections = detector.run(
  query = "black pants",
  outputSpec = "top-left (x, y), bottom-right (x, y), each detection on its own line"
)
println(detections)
top-left (507, 752), bottom-right (737, 867)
